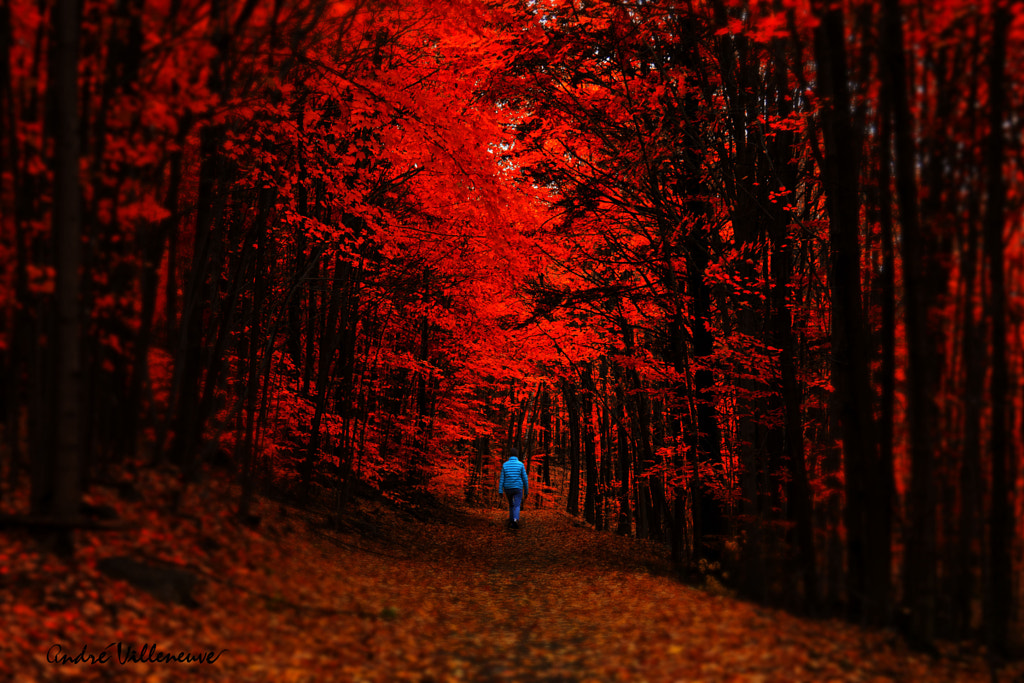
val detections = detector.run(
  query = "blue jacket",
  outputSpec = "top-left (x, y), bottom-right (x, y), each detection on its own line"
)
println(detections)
top-left (499, 456), bottom-right (528, 495)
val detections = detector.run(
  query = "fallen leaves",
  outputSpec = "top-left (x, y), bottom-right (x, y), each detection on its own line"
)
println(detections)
top-left (1, 482), bottom-right (1021, 682)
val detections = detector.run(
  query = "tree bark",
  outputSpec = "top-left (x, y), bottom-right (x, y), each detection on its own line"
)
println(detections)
top-left (882, 0), bottom-right (938, 642)
top-left (814, 1), bottom-right (878, 622)
top-left (32, 0), bottom-right (83, 554)
top-left (982, 4), bottom-right (1011, 657)
top-left (562, 380), bottom-right (581, 517)
top-left (581, 368), bottom-right (597, 525)
top-left (302, 254), bottom-right (347, 497)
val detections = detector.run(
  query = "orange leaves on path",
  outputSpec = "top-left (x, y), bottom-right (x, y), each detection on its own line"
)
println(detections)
top-left (2, 487), bottom-right (1020, 682)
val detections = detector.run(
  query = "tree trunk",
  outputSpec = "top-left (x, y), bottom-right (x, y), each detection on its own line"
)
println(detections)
top-left (982, 4), bottom-right (1011, 657)
top-left (127, 118), bottom-right (189, 463)
top-left (302, 254), bottom-right (347, 497)
top-left (883, 0), bottom-right (939, 642)
top-left (612, 362), bottom-right (632, 536)
top-left (562, 380), bottom-right (581, 517)
top-left (768, 30), bottom-right (818, 612)
top-left (581, 369), bottom-right (597, 526)
top-left (540, 388), bottom-right (551, 496)
top-left (238, 184), bottom-right (273, 519)
top-left (32, 0), bottom-right (83, 555)
top-left (814, 1), bottom-right (878, 622)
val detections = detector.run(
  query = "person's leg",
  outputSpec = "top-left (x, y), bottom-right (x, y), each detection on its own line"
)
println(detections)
top-left (505, 490), bottom-right (518, 524)
top-left (511, 489), bottom-right (523, 524)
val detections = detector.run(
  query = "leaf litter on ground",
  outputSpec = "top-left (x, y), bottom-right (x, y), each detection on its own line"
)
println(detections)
top-left (1, 472), bottom-right (1021, 682)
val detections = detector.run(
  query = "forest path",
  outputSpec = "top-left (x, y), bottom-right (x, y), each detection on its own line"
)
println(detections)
top-left (399, 506), bottom-right (678, 681)
top-left (300, 504), bottom-right (1003, 683)
top-left (6, 494), bottom-right (1018, 683)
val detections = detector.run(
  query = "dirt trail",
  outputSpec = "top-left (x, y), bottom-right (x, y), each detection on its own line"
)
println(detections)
top-left (406, 507), bottom-right (673, 681)
top-left (316, 505), bottom-right (1009, 683)
top-left (6, 498), bottom-right (1019, 683)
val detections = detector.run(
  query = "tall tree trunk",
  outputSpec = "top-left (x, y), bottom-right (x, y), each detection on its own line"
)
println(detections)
top-left (165, 121), bottom-right (227, 468)
top-left (687, 227), bottom-right (725, 559)
top-left (954, 32), bottom-right (985, 634)
top-left (540, 388), bottom-right (552, 496)
top-left (522, 383), bottom-right (542, 473)
top-left (33, 0), bottom-right (83, 554)
top-left (581, 368), bottom-right (597, 525)
top-left (770, 178), bottom-right (814, 607)
top-left (238, 184), bottom-right (272, 520)
top-left (415, 268), bottom-right (431, 454)
top-left (165, 0), bottom-right (231, 470)
top-left (302, 254), bottom-right (346, 497)
top-left (334, 254), bottom-right (364, 519)
top-left (598, 367), bottom-right (612, 531)
top-left (627, 359), bottom-right (655, 540)
top-left (0, 0), bottom-right (31, 491)
top-left (814, 1), bottom-right (877, 622)
top-left (562, 380), bottom-right (581, 517)
top-left (883, 0), bottom-right (937, 643)
top-left (769, 29), bottom-right (818, 612)
top-left (126, 118), bottom-right (189, 463)
top-left (612, 362), bottom-right (632, 536)
top-left (982, 3), bottom-right (1011, 657)
top-left (873, 42), bottom-right (897, 628)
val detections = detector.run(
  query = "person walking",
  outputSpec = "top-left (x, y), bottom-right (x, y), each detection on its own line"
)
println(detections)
top-left (499, 447), bottom-right (528, 529)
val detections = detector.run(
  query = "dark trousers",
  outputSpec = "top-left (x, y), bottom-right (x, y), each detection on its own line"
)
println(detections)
top-left (505, 488), bottom-right (523, 522)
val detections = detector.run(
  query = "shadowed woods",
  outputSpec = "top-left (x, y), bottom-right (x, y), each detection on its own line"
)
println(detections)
top-left (3, 0), bottom-right (1024, 675)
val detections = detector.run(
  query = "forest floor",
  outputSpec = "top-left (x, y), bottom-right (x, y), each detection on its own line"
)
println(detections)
top-left (2, 470), bottom-right (1023, 682)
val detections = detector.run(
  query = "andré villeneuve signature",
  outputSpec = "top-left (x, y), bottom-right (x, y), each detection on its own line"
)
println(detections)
top-left (47, 642), bottom-right (227, 665)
